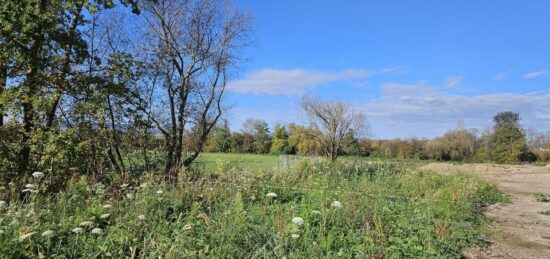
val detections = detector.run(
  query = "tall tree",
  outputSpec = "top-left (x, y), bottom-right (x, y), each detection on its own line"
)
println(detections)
top-left (301, 95), bottom-right (369, 161)
top-left (135, 0), bottom-right (251, 178)
top-left (491, 111), bottom-right (528, 163)
top-left (0, 0), bottom-right (138, 173)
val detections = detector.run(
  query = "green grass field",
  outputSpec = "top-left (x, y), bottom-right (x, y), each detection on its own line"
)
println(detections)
top-left (0, 154), bottom-right (507, 258)
top-left (193, 152), bottom-right (430, 173)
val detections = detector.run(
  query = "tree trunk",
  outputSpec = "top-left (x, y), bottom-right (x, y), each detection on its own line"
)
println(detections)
top-left (0, 60), bottom-right (6, 127)
top-left (107, 95), bottom-right (125, 174)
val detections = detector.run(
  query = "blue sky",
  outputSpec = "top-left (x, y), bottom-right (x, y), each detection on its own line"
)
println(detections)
top-left (225, 0), bottom-right (550, 138)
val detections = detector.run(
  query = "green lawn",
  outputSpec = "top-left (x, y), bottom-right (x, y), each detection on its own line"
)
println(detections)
top-left (194, 152), bottom-right (300, 173)
top-left (193, 152), bottom-right (430, 173)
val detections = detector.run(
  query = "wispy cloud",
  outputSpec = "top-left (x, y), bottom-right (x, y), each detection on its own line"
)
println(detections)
top-left (444, 75), bottom-right (462, 88)
top-left (361, 83), bottom-right (550, 127)
top-left (525, 70), bottom-right (550, 79)
top-left (380, 66), bottom-right (408, 74)
top-left (494, 73), bottom-right (506, 80)
top-left (228, 68), bottom-right (374, 96)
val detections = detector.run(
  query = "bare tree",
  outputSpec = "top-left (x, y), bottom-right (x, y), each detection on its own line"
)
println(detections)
top-left (301, 96), bottom-right (369, 161)
top-left (136, 0), bottom-right (251, 178)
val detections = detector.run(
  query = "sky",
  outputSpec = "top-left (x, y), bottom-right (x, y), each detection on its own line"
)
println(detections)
top-left (225, 0), bottom-right (550, 138)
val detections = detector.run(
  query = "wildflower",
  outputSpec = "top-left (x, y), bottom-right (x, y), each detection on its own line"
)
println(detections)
top-left (102, 204), bottom-right (112, 209)
top-left (0, 230), bottom-right (4, 235)
top-left (250, 195), bottom-right (256, 201)
top-left (32, 172), bottom-right (44, 178)
top-left (139, 183), bottom-right (148, 188)
top-left (91, 228), bottom-right (104, 235)
top-left (331, 201), bottom-right (343, 209)
top-left (120, 183), bottom-right (129, 188)
top-left (266, 192), bottom-right (278, 198)
top-left (126, 193), bottom-right (134, 200)
top-left (292, 217), bottom-right (304, 226)
top-left (291, 234), bottom-right (300, 239)
top-left (138, 215), bottom-right (146, 221)
top-left (24, 184), bottom-right (35, 189)
top-left (72, 227), bottom-right (84, 234)
top-left (156, 190), bottom-right (163, 194)
top-left (0, 200), bottom-right (6, 209)
top-left (100, 213), bottom-right (110, 219)
top-left (41, 230), bottom-right (56, 238)
top-left (311, 210), bottom-right (321, 215)
top-left (79, 221), bottom-right (94, 227)
top-left (19, 232), bottom-right (36, 241)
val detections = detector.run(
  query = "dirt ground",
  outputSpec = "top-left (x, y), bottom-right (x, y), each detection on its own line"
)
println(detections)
top-left (422, 163), bottom-right (550, 258)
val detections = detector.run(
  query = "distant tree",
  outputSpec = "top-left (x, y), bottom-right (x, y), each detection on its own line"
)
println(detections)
top-left (206, 120), bottom-right (231, 152)
top-left (241, 118), bottom-right (271, 154)
top-left (491, 112), bottom-right (530, 163)
top-left (341, 130), bottom-right (360, 156)
top-left (287, 123), bottom-right (319, 155)
top-left (426, 129), bottom-right (477, 161)
top-left (229, 132), bottom-right (244, 153)
top-left (241, 133), bottom-right (255, 153)
top-left (301, 96), bottom-right (369, 161)
top-left (493, 111), bottom-right (520, 128)
top-left (270, 124), bottom-right (291, 154)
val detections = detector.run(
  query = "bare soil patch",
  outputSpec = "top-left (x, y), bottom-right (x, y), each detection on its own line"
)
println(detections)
top-left (422, 163), bottom-right (550, 258)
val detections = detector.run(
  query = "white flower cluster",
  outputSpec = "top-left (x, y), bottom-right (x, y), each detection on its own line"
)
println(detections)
top-left (266, 192), bottom-right (277, 198)
top-left (292, 217), bottom-right (304, 226)
top-left (331, 201), bottom-right (343, 209)
top-left (32, 171), bottom-right (44, 178)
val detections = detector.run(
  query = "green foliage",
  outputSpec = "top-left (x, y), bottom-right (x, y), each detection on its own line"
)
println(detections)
top-left (206, 120), bottom-right (232, 153)
top-left (0, 162), bottom-right (506, 257)
top-left (491, 123), bottom-right (528, 164)
top-left (270, 124), bottom-right (292, 154)
top-left (533, 192), bottom-right (550, 202)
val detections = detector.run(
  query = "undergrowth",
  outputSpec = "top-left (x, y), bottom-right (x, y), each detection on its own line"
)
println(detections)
top-left (0, 161), bottom-right (507, 258)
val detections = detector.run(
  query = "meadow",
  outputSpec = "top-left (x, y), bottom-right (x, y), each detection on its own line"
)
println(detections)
top-left (0, 155), bottom-right (507, 258)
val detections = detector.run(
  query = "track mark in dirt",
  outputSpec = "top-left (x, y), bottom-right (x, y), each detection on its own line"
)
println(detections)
top-left (422, 163), bottom-right (550, 259)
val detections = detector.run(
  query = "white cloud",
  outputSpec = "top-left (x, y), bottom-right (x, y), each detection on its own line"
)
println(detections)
top-left (360, 83), bottom-right (550, 132)
top-left (444, 75), bottom-right (462, 88)
top-left (494, 73), bottom-right (506, 80)
top-left (380, 66), bottom-right (408, 74)
top-left (228, 68), bottom-right (373, 96)
top-left (525, 70), bottom-right (550, 79)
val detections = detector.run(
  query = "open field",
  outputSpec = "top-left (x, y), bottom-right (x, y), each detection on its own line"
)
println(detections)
top-left (0, 158), bottom-right (507, 258)
top-left (193, 152), bottom-right (430, 173)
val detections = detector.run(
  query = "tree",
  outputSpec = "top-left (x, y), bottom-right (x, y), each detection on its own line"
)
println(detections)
top-left (287, 123), bottom-right (319, 155)
top-left (341, 129), bottom-right (360, 156)
top-left (300, 96), bottom-right (369, 161)
top-left (206, 120), bottom-right (231, 152)
top-left (241, 118), bottom-right (271, 154)
top-left (135, 0), bottom-right (251, 178)
top-left (270, 124), bottom-right (291, 154)
top-left (491, 112), bottom-right (528, 163)
top-left (0, 0), bottom-right (139, 174)
top-left (493, 111), bottom-right (520, 128)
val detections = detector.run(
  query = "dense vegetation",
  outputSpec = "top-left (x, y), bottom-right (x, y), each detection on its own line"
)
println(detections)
top-left (0, 160), bottom-right (507, 258)
top-left (205, 112), bottom-right (548, 164)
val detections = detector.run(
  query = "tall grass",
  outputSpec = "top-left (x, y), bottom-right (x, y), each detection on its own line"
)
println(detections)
top-left (0, 161), bottom-right (507, 258)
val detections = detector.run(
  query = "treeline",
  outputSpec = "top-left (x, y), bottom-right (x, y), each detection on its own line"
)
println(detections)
top-left (204, 112), bottom-right (550, 164)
